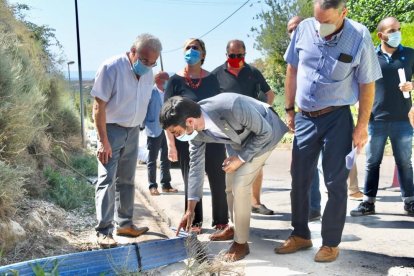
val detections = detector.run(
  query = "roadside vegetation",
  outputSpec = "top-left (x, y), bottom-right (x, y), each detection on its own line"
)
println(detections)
top-left (0, 0), bottom-right (96, 263)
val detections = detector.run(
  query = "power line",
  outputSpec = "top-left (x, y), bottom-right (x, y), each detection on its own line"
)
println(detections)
top-left (163, 0), bottom-right (250, 53)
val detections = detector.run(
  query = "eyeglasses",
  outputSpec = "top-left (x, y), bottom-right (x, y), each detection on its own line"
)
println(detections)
top-left (139, 57), bottom-right (157, 67)
top-left (227, 53), bottom-right (245, 59)
top-left (185, 45), bottom-right (200, 51)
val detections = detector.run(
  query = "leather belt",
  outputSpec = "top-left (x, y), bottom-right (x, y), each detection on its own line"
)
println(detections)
top-left (298, 106), bottom-right (345, 118)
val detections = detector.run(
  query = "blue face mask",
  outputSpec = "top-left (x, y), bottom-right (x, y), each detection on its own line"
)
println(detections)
top-left (184, 48), bottom-right (201, 65)
top-left (386, 31), bottom-right (402, 48)
top-left (163, 81), bottom-right (168, 90)
top-left (177, 125), bottom-right (198, 142)
top-left (132, 59), bottom-right (151, 76)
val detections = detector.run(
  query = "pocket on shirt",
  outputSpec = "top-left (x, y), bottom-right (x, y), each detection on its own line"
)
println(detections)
top-left (330, 60), bottom-right (353, 81)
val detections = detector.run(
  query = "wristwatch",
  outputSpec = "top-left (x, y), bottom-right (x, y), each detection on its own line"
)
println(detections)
top-left (285, 106), bottom-right (295, 113)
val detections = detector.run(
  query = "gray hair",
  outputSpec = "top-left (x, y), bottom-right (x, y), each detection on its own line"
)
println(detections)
top-left (131, 33), bottom-right (162, 53)
top-left (313, 0), bottom-right (347, 9)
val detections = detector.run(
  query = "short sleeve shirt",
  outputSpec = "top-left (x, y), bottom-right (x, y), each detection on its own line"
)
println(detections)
top-left (284, 18), bottom-right (382, 112)
top-left (91, 54), bottom-right (154, 127)
top-left (372, 45), bottom-right (414, 121)
top-left (211, 63), bottom-right (271, 99)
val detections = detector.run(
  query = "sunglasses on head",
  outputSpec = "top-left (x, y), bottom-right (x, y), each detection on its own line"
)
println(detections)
top-left (185, 45), bottom-right (199, 50)
top-left (227, 53), bottom-right (245, 59)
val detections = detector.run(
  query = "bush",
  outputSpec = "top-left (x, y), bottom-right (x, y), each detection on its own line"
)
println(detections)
top-left (0, 161), bottom-right (27, 219)
top-left (70, 153), bottom-right (97, 177)
top-left (44, 167), bottom-right (94, 211)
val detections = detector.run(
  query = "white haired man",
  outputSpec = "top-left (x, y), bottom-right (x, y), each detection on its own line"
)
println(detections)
top-left (92, 33), bottom-right (162, 248)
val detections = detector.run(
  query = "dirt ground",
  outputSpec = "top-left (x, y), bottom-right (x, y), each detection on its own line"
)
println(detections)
top-left (1, 189), bottom-right (173, 267)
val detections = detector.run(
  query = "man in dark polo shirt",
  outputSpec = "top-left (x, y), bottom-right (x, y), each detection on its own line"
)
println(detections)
top-left (211, 39), bottom-right (276, 221)
top-left (351, 17), bottom-right (414, 217)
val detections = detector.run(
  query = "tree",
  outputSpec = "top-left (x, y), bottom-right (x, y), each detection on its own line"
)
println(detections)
top-left (347, 0), bottom-right (414, 32)
top-left (11, 3), bottom-right (64, 72)
top-left (251, 0), bottom-right (312, 93)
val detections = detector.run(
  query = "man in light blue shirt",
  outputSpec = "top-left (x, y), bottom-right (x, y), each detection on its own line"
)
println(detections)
top-left (143, 71), bottom-right (178, 196)
top-left (275, 0), bottom-right (382, 262)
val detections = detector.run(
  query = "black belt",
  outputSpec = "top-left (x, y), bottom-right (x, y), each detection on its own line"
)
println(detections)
top-left (298, 106), bottom-right (347, 118)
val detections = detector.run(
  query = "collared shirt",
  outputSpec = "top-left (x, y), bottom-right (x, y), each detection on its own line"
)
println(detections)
top-left (202, 111), bottom-right (229, 139)
top-left (211, 62), bottom-right (271, 100)
top-left (372, 44), bottom-right (414, 121)
top-left (91, 53), bottom-right (154, 127)
top-left (285, 18), bottom-right (382, 112)
top-left (156, 86), bottom-right (165, 103)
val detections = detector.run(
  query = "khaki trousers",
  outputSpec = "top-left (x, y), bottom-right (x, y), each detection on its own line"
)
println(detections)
top-left (226, 150), bottom-right (273, 244)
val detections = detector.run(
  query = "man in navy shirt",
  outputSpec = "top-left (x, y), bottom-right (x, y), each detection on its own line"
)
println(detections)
top-left (211, 40), bottom-right (276, 221)
top-left (351, 17), bottom-right (414, 217)
top-left (276, 0), bottom-right (381, 262)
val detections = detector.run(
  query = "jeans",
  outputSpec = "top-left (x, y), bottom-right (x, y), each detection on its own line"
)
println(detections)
top-left (310, 166), bottom-right (321, 213)
top-left (95, 124), bottom-right (139, 235)
top-left (364, 121), bottom-right (414, 203)
top-left (146, 133), bottom-right (171, 189)
top-left (291, 107), bottom-right (352, 246)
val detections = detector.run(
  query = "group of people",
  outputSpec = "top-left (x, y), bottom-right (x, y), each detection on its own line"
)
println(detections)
top-left (90, 0), bottom-right (414, 265)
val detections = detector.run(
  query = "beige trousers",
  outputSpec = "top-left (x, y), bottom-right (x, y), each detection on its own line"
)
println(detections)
top-left (226, 150), bottom-right (272, 244)
top-left (348, 164), bottom-right (359, 194)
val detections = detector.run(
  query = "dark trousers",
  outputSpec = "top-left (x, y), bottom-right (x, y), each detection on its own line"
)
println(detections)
top-left (291, 107), bottom-right (352, 247)
top-left (175, 139), bottom-right (229, 227)
top-left (146, 133), bottom-right (171, 189)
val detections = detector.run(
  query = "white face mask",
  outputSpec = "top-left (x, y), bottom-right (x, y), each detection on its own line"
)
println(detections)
top-left (176, 125), bottom-right (198, 142)
top-left (385, 31), bottom-right (402, 48)
top-left (316, 21), bottom-right (337, 38)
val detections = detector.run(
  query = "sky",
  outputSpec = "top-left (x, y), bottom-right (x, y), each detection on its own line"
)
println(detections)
top-left (7, 0), bottom-right (270, 78)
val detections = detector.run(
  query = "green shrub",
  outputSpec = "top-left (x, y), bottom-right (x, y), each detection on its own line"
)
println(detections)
top-left (0, 161), bottom-right (27, 219)
top-left (44, 167), bottom-right (94, 211)
top-left (70, 153), bottom-right (97, 177)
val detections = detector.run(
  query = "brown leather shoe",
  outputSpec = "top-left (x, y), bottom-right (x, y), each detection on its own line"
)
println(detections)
top-left (97, 233), bottom-right (117, 248)
top-left (223, 242), bottom-right (249, 262)
top-left (162, 187), bottom-right (178, 193)
top-left (275, 235), bottom-right (313, 254)
top-left (116, 225), bottom-right (149, 237)
top-left (349, 191), bottom-right (363, 201)
top-left (209, 226), bottom-right (234, 241)
top-left (150, 188), bottom-right (160, 196)
top-left (314, 246), bottom-right (339, 262)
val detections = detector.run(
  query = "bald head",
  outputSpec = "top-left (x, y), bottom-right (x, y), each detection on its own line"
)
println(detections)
top-left (377, 17), bottom-right (399, 32)
top-left (287, 16), bottom-right (303, 35)
top-left (155, 71), bottom-right (169, 90)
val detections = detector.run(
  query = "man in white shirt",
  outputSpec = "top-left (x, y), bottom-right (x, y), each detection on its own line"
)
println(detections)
top-left (91, 33), bottom-right (162, 248)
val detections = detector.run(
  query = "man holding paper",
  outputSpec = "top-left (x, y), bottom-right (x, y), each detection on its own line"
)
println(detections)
top-left (351, 17), bottom-right (414, 217)
top-left (276, 0), bottom-right (382, 263)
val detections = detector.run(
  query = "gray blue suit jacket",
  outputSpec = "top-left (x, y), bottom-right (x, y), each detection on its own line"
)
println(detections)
top-left (188, 93), bottom-right (289, 200)
top-left (143, 87), bottom-right (164, 138)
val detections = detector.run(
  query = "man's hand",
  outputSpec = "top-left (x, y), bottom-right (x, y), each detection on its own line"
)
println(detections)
top-left (408, 107), bottom-right (414, 128)
top-left (399, 81), bottom-right (413, 92)
top-left (168, 145), bottom-right (178, 162)
top-left (175, 209), bottom-right (195, 236)
top-left (285, 111), bottom-right (295, 133)
top-left (97, 139), bottom-right (112, 164)
top-left (352, 124), bottom-right (368, 152)
top-left (222, 156), bottom-right (244, 173)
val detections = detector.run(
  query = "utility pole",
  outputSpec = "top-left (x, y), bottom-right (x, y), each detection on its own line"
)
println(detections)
top-left (67, 61), bottom-right (75, 101)
top-left (74, 0), bottom-right (85, 147)
top-left (160, 52), bottom-right (164, 71)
